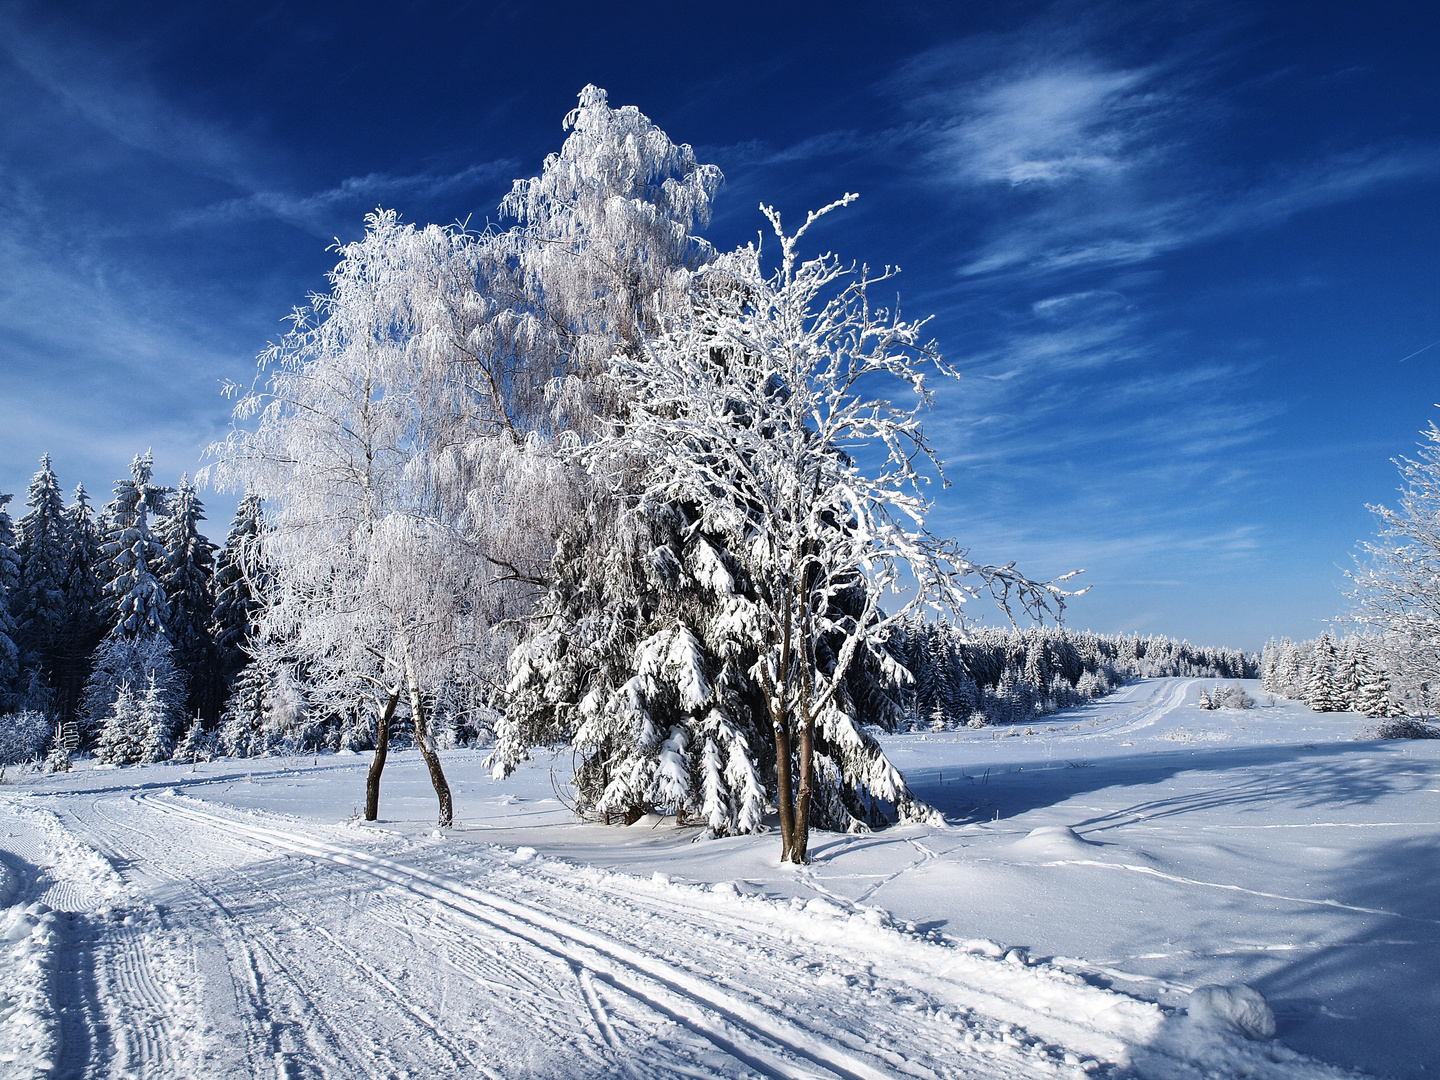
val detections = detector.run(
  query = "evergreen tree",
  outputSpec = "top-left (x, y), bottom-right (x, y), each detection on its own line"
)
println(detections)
top-left (14, 455), bottom-right (70, 694)
top-left (500, 498), bottom-right (772, 833)
top-left (95, 682), bottom-right (144, 766)
top-left (56, 484), bottom-right (106, 722)
top-left (137, 673), bottom-right (174, 763)
top-left (158, 476), bottom-right (217, 718)
top-left (218, 663), bottom-right (270, 758)
top-left (0, 491), bottom-right (20, 705)
top-left (80, 633), bottom-right (183, 741)
top-left (101, 453), bottom-right (171, 640)
top-left (210, 492), bottom-right (266, 709)
top-left (44, 721), bottom-right (73, 773)
top-left (1355, 644), bottom-right (1401, 718)
top-left (171, 715), bottom-right (215, 764)
top-left (1335, 637), bottom-right (1362, 711)
top-left (1307, 634), bottom-right (1342, 712)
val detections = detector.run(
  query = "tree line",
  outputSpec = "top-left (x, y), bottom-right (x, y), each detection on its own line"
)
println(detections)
top-left (0, 453), bottom-right (263, 767)
top-left (891, 622), bottom-right (1256, 730)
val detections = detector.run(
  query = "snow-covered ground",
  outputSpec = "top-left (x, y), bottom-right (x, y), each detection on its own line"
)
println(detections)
top-left (1, 677), bottom-right (1434, 1079)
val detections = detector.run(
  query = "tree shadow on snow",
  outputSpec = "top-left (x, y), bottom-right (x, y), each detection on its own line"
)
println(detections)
top-left (1247, 833), bottom-right (1440, 1080)
top-left (902, 741), bottom-right (1435, 830)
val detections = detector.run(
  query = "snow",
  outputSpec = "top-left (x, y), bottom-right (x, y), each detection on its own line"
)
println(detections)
top-left (0, 677), bottom-right (1433, 1077)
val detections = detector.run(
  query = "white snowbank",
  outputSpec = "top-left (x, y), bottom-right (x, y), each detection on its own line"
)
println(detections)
top-left (1187, 983), bottom-right (1277, 1040)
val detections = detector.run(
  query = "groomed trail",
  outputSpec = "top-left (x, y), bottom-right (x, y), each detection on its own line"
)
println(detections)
top-left (1, 754), bottom-right (1360, 1080)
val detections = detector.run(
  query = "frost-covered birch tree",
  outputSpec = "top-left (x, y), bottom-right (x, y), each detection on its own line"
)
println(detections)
top-left (209, 86), bottom-right (726, 821)
top-left (210, 212), bottom-right (501, 825)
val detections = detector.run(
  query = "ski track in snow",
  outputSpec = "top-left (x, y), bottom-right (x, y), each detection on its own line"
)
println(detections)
top-left (0, 676), bottom-right (1395, 1080)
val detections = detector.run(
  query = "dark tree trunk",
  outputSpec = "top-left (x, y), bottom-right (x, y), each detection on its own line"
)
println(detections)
top-left (401, 635), bottom-right (453, 828)
top-left (365, 688), bottom-right (400, 821)
top-left (792, 713), bottom-right (814, 864)
top-left (773, 711), bottom-right (796, 860)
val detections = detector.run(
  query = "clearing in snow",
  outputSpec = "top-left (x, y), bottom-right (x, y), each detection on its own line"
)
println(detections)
top-left (2, 677), bottom-right (1434, 1079)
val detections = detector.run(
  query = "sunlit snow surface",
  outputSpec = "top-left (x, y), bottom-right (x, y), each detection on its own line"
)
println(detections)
top-left (2, 677), bottom-right (1434, 1079)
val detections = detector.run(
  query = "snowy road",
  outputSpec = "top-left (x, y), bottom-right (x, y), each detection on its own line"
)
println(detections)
top-left (4, 787), bottom-right (1151, 1080)
top-left (0, 679), bottom-right (1404, 1079)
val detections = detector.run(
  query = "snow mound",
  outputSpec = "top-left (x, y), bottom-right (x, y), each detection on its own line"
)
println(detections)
top-left (1187, 983), bottom-right (1276, 1040)
top-left (1010, 825), bottom-right (1099, 859)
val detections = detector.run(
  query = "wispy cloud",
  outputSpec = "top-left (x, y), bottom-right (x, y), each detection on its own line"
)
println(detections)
top-left (184, 161), bottom-right (520, 237)
top-left (937, 64), bottom-right (1161, 187)
top-left (891, 22), bottom-right (1440, 280)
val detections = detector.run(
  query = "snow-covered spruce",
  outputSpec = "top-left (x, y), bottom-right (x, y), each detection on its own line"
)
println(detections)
top-left (157, 475), bottom-right (217, 720)
top-left (80, 632), bottom-right (183, 746)
top-left (0, 488), bottom-right (21, 706)
top-left (498, 494), bottom-right (921, 836)
top-left (100, 451), bottom-right (172, 642)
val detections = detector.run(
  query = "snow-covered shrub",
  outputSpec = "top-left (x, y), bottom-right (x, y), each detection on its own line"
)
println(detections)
top-left (1199, 684), bottom-right (1255, 710)
top-left (171, 716), bottom-right (218, 763)
top-left (1361, 716), bottom-right (1440, 740)
top-left (0, 710), bottom-right (51, 765)
top-left (1222, 684), bottom-right (1256, 709)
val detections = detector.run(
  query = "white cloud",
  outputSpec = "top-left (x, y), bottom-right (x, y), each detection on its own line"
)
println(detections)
top-left (940, 65), bottom-right (1158, 186)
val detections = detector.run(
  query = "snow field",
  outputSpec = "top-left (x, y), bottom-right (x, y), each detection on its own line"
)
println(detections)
top-left (1, 677), bottom-right (1431, 1078)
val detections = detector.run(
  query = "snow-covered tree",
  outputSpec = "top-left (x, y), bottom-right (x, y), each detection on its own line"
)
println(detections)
top-left (504, 198), bottom-right (1076, 862)
top-left (14, 455), bottom-right (70, 694)
top-left (211, 493), bottom-right (266, 691)
top-left (158, 476), bottom-right (217, 717)
top-left (1307, 633), bottom-right (1342, 712)
top-left (80, 632), bottom-right (183, 742)
top-left (0, 709), bottom-right (50, 766)
top-left (218, 662), bottom-right (271, 758)
top-left (0, 491), bottom-right (21, 704)
top-left (1347, 417), bottom-right (1440, 712)
top-left (95, 682), bottom-right (144, 766)
top-left (136, 673), bottom-right (174, 763)
top-left (496, 83), bottom-right (723, 429)
top-left (56, 484), bottom-right (106, 721)
top-left (501, 495), bottom-right (773, 832)
top-left (171, 714), bottom-right (216, 764)
top-left (208, 213), bottom-right (521, 825)
top-left (1354, 641), bottom-right (1401, 718)
top-left (101, 453), bottom-right (172, 640)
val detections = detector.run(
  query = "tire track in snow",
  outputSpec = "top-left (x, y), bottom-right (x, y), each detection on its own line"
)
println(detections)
top-left (1073, 680), bottom-right (1197, 742)
top-left (83, 790), bottom-right (457, 1080)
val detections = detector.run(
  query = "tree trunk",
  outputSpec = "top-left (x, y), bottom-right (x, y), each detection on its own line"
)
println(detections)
top-left (792, 711), bottom-right (814, 864)
top-left (773, 708), bottom-right (796, 860)
top-left (364, 687), bottom-right (400, 821)
top-left (400, 633), bottom-right (453, 828)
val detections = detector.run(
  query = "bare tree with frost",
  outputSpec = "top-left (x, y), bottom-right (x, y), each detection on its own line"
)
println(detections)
top-left (496, 83), bottom-right (722, 431)
top-left (505, 197), bottom-right (1077, 863)
top-left (1347, 418), bottom-right (1440, 716)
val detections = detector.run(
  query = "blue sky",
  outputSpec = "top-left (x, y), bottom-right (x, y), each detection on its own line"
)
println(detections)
top-left (1, 0), bottom-right (1437, 651)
